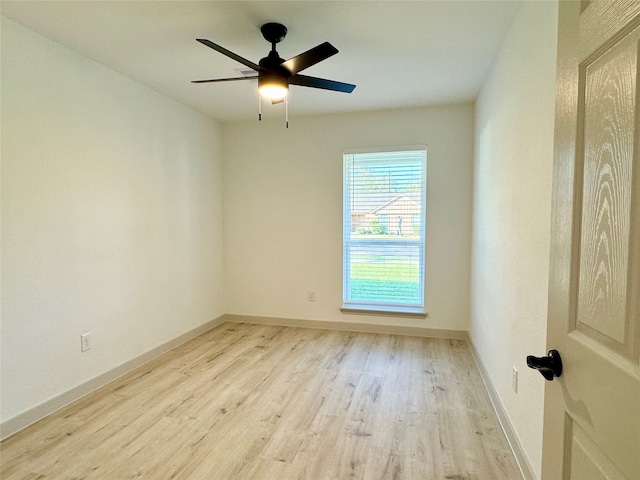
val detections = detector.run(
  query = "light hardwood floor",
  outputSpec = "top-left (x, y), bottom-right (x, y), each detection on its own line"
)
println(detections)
top-left (1, 323), bottom-right (522, 479)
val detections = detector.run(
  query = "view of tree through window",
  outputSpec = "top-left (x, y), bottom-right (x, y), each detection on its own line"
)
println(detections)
top-left (343, 147), bottom-right (427, 310)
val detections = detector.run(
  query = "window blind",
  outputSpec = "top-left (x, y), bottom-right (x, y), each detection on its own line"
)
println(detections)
top-left (343, 146), bottom-right (427, 311)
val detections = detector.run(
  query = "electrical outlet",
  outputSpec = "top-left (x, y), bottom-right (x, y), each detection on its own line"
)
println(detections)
top-left (307, 290), bottom-right (316, 302)
top-left (81, 333), bottom-right (92, 352)
top-left (512, 366), bottom-right (518, 393)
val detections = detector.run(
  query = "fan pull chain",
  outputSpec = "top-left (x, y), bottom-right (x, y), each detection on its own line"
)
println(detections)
top-left (285, 95), bottom-right (289, 128)
top-left (258, 93), bottom-right (262, 121)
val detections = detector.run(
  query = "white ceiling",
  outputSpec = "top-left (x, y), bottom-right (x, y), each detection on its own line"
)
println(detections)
top-left (1, 1), bottom-right (522, 123)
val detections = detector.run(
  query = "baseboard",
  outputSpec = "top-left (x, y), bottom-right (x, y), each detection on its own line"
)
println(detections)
top-left (467, 338), bottom-right (536, 480)
top-left (224, 314), bottom-right (468, 340)
top-left (0, 315), bottom-right (226, 441)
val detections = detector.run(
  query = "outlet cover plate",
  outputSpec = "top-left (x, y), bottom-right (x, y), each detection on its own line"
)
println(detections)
top-left (81, 333), bottom-right (92, 352)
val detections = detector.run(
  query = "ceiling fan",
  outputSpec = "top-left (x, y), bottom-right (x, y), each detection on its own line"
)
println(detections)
top-left (192, 22), bottom-right (356, 126)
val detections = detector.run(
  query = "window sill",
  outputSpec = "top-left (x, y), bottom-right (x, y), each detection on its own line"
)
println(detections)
top-left (340, 305), bottom-right (429, 319)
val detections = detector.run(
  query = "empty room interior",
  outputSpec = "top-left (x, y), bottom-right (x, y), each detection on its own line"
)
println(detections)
top-left (2, 1), bottom-right (639, 479)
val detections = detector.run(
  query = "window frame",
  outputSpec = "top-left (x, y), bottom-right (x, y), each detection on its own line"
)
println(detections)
top-left (341, 145), bottom-right (427, 316)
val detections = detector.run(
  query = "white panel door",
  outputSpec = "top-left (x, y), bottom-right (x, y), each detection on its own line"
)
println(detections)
top-left (542, 1), bottom-right (640, 479)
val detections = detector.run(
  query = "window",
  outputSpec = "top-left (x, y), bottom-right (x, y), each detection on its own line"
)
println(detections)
top-left (342, 146), bottom-right (427, 314)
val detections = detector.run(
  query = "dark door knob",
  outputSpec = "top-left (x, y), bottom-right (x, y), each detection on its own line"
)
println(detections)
top-left (526, 349), bottom-right (562, 381)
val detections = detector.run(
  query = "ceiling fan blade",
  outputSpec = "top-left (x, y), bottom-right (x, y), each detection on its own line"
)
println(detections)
top-left (289, 74), bottom-right (356, 93)
top-left (196, 38), bottom-right (263, 72)
top-left (281, 42), bottom-right (339, 74)
top-left (191, 77), bottom-right (256, 84)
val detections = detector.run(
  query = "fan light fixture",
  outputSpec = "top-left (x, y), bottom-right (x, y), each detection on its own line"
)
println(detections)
top-left (259, 74), bottom-right (288, 100)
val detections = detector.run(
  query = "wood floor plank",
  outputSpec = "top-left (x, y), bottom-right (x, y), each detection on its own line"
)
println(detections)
top-left (1, 323), bottom-right (522, 479)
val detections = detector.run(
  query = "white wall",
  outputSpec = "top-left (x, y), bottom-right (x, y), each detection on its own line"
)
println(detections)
top-left (223, 104), bottom-right (473, 332)
top-left (1, 17), bottom-right (224, 423)
top-left (470, 2), bottom-right (558, 478)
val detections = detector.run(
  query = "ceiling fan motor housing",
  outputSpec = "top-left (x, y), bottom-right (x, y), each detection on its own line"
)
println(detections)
top-left (259, 51), bottom-right (288, 75)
